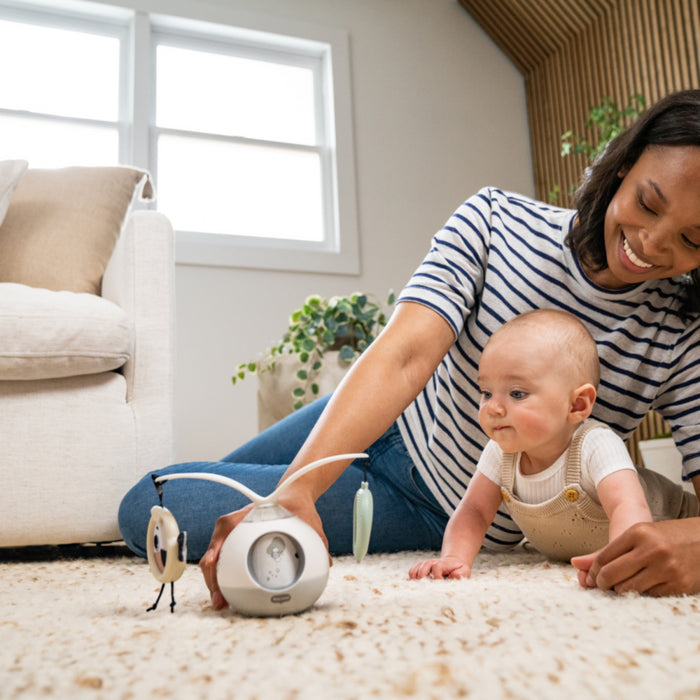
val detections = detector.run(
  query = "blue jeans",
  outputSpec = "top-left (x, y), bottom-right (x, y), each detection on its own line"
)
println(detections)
top-left (118, 394), bottom-right (448, 561)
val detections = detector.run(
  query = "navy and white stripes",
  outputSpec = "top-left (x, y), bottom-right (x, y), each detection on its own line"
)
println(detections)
top-left (397, 187), bottom-right (700, 550)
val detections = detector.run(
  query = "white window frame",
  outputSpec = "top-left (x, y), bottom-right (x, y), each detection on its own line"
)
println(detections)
top-left (0, 0), bottom-right (131, 165)
top-left (0, 0), bottom-right (360, 275)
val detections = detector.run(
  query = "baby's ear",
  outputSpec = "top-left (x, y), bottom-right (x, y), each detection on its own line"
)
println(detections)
top-left (569, 383), bottom-right (597, 423)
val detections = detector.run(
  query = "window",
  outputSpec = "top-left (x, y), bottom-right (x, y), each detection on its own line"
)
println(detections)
top-left (0, 1), bottom-right (359, 274)
top-left (0, 5), bottom-right (127, 167)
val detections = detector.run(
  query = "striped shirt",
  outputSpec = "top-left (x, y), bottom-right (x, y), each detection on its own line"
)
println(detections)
top-left (397, 187), bottom-right (700, 549)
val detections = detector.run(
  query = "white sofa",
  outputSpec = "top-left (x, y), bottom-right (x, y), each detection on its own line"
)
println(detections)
top-left (0, 164), bottom-right (175, 547)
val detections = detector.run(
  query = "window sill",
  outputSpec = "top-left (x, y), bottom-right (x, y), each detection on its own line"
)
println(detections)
top-left (175, 230), bottom-right (360, 275)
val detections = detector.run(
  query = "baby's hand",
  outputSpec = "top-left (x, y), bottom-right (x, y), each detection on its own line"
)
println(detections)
top-left (408, 556), bottom-right (471, 580)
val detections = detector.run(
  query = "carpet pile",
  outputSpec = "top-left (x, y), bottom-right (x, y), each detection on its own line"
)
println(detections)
top-left (2, 544), bottom-right (700, 699)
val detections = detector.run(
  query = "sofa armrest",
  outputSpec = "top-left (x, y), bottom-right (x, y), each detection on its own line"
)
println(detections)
top-left (102, 210), bottom-right (176, 465)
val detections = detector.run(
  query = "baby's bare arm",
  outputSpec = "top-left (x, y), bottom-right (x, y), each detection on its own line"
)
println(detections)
top-left (597, 469), bottom-right (653, 542)
top-left (409, 472), bottom-right (502, 579)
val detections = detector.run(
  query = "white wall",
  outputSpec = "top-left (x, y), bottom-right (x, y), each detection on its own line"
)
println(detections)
top-left (106, 0), bottom-right (535, 461)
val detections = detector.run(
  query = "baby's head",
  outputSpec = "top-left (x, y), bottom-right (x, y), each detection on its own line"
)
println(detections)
top-left (485, 309), bottom-right (600, 389)
top-left (478, 309), bottom-right (600, 455)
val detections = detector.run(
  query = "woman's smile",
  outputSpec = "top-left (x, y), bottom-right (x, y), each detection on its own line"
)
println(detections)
top-left (621, 234), bottom-right (655, 270)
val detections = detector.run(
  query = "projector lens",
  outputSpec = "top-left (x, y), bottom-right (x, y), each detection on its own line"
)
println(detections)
top-left (247, 532), bottom-right (303, 590)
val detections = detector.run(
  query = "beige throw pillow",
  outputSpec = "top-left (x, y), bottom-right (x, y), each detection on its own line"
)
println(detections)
top-left (0, 166), bottom-right (154, 295)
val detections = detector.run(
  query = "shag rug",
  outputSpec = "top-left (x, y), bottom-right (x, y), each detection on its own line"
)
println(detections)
top-left (2, 543), bottom-right (700, 700)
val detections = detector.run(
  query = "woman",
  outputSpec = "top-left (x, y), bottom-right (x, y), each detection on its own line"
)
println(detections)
top-left (119, 90), bottom-right (700, 605)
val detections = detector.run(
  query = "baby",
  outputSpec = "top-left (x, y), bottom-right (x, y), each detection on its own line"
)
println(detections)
top-left (410, 308), bottom-right (695, 580)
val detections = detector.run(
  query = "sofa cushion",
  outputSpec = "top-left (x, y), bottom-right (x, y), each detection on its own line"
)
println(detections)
top-left (0, 283), bottom-right (133, 380)
top-left (0, 160), bottom-right (28, 226)
top-left (0, 166), bottom-right (154, 295)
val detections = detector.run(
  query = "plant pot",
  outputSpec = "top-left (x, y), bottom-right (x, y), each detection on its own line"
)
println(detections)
top-left (637, 437), bottom-right (694, 493)
top-left (256, 350), bottom-right (353, 431)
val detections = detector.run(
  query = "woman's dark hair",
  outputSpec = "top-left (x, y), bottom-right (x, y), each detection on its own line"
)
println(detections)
top-left (566, 89), bottom-right (700, 313)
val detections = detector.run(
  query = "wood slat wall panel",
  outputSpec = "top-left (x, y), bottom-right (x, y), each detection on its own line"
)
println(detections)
top-left (460, 0), bottom-right (700, 203)
top-left (686, 0), bottom-right (700, 86)
top-left (459, 0), bottom-right (700, 462)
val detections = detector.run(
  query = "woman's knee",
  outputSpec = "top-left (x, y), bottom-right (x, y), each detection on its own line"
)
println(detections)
top-left (118, 472), bottom-right (158, 558)
top-left (222, 394), bottom-right (333, 464)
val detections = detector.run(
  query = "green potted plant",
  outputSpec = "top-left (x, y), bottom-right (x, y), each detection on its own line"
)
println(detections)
top-left (233, 290), bottom-right (395, 429)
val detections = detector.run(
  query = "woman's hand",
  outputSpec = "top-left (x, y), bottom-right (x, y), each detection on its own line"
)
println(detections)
top-left (199, 488), bottom-right (328, 610)
top-left (199, 504), bottom-right (254, 610)
top-left (571, 518), bottom-right (700, 596)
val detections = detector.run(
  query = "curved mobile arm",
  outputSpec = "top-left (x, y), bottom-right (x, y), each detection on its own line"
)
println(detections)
top-left (155, 453), bottom-right (368, 506)
top-left (264, 453), bottom-right (368, 504)
top-left (155, 472), bottom-right (264, 504)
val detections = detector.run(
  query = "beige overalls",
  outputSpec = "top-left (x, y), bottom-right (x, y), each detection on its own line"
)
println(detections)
top-left (500, 419), bottom-right (700, 561)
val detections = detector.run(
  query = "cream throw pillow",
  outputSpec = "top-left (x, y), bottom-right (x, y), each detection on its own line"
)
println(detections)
top-left (0, 283), bottom-right (132, 380)
top-left (0, 160), bottom-right (29, 226)
top-left (0, 166), bottom-right (154, 295)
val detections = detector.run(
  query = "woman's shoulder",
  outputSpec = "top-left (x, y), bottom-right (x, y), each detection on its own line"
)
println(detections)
top-left (472, 186), bottom-right (569, 209)
top-left (469, 187), bottom-right (576, 224)
top-left (459, 187), bottom-right (577, 245)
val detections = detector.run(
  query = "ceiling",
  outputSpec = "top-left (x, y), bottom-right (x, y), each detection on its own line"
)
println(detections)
top-left (458, 0), bottom-right (616, 74)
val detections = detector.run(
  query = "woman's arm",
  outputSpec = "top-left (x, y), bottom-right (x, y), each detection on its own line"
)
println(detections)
top-left (201, 301), bottom-right (457, 608)
top-left (277, 301), bottom-right (456, 502)
top-left (571, 475), bottom-right (700, 595)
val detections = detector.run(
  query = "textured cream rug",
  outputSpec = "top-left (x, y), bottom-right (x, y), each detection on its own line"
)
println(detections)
top-left (2, 543), bottom-right (700, 699)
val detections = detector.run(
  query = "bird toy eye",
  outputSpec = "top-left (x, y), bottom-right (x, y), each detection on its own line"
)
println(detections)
top-left (151, 524), bottom-right (166, 572)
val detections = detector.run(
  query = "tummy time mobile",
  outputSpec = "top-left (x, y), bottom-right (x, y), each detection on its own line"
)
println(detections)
top-left (145, 453), bottom-right (373, 616)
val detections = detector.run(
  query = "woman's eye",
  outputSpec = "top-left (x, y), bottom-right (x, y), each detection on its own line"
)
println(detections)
top-left (682, 234), bottom-right (700, 251)
top-left (637, 193), bottom-right (656, 215)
